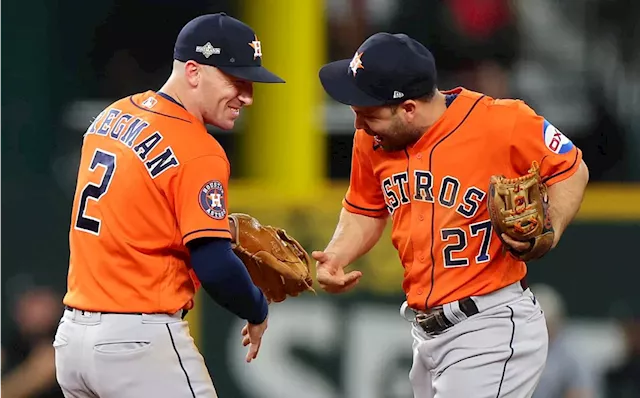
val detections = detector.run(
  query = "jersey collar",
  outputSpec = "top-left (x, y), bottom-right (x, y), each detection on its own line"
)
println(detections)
top-left (407, 87), bottom-right (485, 153)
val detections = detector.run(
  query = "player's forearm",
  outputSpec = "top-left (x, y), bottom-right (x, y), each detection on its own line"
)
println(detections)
top-left (188, 238), bottom-right (268, 324)
top-left (547, 160), bottom-right (589, 248)
top-left (324, 208), bottom-right (388, 268)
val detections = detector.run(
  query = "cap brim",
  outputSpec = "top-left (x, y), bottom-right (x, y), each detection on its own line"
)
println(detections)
top-left (219, 65), bottom-right (285, 83)
top-left (319, 60), bottom-right (386, 107)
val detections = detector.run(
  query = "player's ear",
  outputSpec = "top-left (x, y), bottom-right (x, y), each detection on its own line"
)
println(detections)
top-left (184, 60), bottom-right (201, 87)
top-left (399, 100), bottom-right (418, 120)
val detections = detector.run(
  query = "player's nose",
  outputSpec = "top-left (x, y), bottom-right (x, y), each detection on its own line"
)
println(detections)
top-left (354, 114), bottom-right (367, 131)
top-left (238, 82), bottom-right (254, 106)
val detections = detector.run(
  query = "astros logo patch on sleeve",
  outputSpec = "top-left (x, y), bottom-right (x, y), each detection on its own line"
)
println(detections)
top-left (543, 119), bottom-right (574, 154)
top-left (199, 180), bottom-right (226, 220)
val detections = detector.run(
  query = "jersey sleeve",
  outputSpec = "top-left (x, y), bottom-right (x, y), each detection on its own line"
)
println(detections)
top-left (342, 131), bottom-right (388, 217)
top-left (172, 155), bottom-right (232, 244)
top-left (509, 102), bottom-right (583, 186)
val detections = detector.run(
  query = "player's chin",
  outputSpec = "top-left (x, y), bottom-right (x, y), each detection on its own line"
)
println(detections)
top-left (380, 142), bottom-right (404, 152)
top-left (381, 137), bottom-right (413, 152)
top-left (211, 120), bottom-right (235, 130)
top-left (213, 116), bottom-right (237, 131)
top-left (224, 119), bottom-right (237, 130)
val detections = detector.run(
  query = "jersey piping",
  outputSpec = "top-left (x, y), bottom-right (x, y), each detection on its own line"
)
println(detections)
top-left (128, 96), bottom-right (192, 123)
top-left (425, 94), bottom-right (486, 309)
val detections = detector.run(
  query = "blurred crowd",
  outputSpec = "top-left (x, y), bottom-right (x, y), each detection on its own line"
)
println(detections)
top-left (38, 0), bottom-right (638, 183)
top-left (2, 284), bottom-right (65, 397)
top-left (325, 0), bottom-right (639, 182)
top-left (531, 284), bottom-right (640, 398)
top-left (2, 0), bottom-right (639, 397)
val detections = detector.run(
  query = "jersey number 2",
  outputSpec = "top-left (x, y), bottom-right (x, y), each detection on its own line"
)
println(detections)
top-left (441, 220), bottom-right (493, 268)
top-left (75, 149), bottom-right (116, 235)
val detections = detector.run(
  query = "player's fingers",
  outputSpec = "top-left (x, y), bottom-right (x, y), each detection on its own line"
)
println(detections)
top-left (241, 324), bottom-right (249, 336)
top-left (317, 269), bottom-right (361, 293)
top-left (318, 277), bottom-right (345, 292)
top-left (246, 339), bottom-right (261, 363)
top-left (311, 251), bottom-right (328, 262)
top-left (328, 270), bottom-right (361, 287)
top-left (316, 269), bottom-right (339, 286)
top-left (501, 234), bottom-right (531, 252)
top-left (321, 278), bottom-right (359, 294)
top-left (242, 335), bottom-right (250, 346)
top-left (335, 275), bottom-right (361, 294)
top-left (343, 270), bottom-right (362, 284)
top-left (316, 271), bottom-right (334, 284)
top-left (253, 341), bottom-right (261, 359)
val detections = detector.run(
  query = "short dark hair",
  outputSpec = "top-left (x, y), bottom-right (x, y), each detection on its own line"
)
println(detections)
top-left (388, 88), bottom-right (437, 113)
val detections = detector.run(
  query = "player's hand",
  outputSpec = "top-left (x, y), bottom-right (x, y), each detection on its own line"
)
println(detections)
top-left (241, 317), bottom-right (268, 363)
top-left (312, 251), bottom-right (362, 294)
top-left (501, 233), bottom-right (532, 253)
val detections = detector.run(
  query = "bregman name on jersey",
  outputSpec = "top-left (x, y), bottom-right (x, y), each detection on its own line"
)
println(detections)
top-left (85, 108), bottom-right (180, 179)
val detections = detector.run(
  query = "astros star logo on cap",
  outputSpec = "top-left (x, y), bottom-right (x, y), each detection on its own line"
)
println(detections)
top-left (349, 52), bottom-right (364, 77)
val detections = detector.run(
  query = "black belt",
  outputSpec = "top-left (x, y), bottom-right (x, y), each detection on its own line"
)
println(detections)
top-left (415, 297), bottom-right (479, 335)
top-left (64, 306), bottom-right (188, 319)
top-left (415, 278), bottom-right (528, 335)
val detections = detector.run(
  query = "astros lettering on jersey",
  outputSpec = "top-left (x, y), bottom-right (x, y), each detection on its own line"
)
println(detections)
top-left (64, 91), bottom-right (233, 314)
top-left (343, 88), bottom-right (582, 310)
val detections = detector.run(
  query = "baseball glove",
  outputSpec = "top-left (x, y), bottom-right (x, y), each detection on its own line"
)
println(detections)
top-left (487, 161), bottom-right (554, 262)
top-left (229, 213), bottom-right (315, 303)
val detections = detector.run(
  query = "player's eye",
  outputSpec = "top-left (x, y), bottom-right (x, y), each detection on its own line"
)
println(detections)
top-left (234, 79), bottom-right (252, 90)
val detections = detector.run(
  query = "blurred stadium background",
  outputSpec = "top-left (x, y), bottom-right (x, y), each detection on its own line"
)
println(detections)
top-left (2, 0), bottom-right (639, 397)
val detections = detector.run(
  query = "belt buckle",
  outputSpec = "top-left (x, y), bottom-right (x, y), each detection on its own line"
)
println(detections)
top-left (415, 308), bottom-right (451, 335)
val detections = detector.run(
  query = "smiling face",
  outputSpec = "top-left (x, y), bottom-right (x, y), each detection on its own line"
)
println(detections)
top-left (351, 104), bottom-right (425, 152)
top-left (195, 65), bottom-right (254, 130)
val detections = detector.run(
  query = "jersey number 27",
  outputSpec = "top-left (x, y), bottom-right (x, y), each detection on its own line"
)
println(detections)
top-left (441, 220), bottom-right (493, 268)
top-left (75, 149), bottom-right (116, 236)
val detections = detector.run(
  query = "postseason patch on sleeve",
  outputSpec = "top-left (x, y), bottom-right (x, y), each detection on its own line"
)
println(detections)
top-left (199, 180), bottom-right (227, 220)
top-left (543, 119), bottom-right (574, 154)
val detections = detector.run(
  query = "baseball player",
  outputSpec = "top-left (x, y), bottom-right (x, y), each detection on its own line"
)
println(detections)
top-left (314, 33), bottom-right (590, 397)
top-left (54, 13), bottom-right (284, 398)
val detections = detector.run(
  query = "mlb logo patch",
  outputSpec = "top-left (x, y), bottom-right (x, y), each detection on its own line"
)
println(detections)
top-left (142, 97), bottom-right (157, 109)
top-left (543, 120), bottom-right (574, 154)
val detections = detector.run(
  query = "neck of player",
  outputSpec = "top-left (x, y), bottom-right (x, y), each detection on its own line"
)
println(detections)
top-left (158, 77), bottom-right (203, 124)
top-left (423, 90), bottom-right (448, 130)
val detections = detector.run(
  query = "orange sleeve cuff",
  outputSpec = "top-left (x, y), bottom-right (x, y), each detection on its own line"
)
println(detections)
top-left (542, 148), bottom-right (583, 187)
top-left (342, 197), bottom-right (388, 218)
top-left (182, 228), bottom-right (232, 245)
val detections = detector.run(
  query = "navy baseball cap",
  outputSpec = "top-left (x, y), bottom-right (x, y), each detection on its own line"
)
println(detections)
top-left (174, 13), bottom-right (284, 83)
top-left (319, 33), bottom-right (436, 106)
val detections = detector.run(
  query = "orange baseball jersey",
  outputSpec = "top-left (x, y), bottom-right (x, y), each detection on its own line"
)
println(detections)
top-left (344, 87), bottom-right (583, 310)
top-left (63, 91), bottom-right (232, 314)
